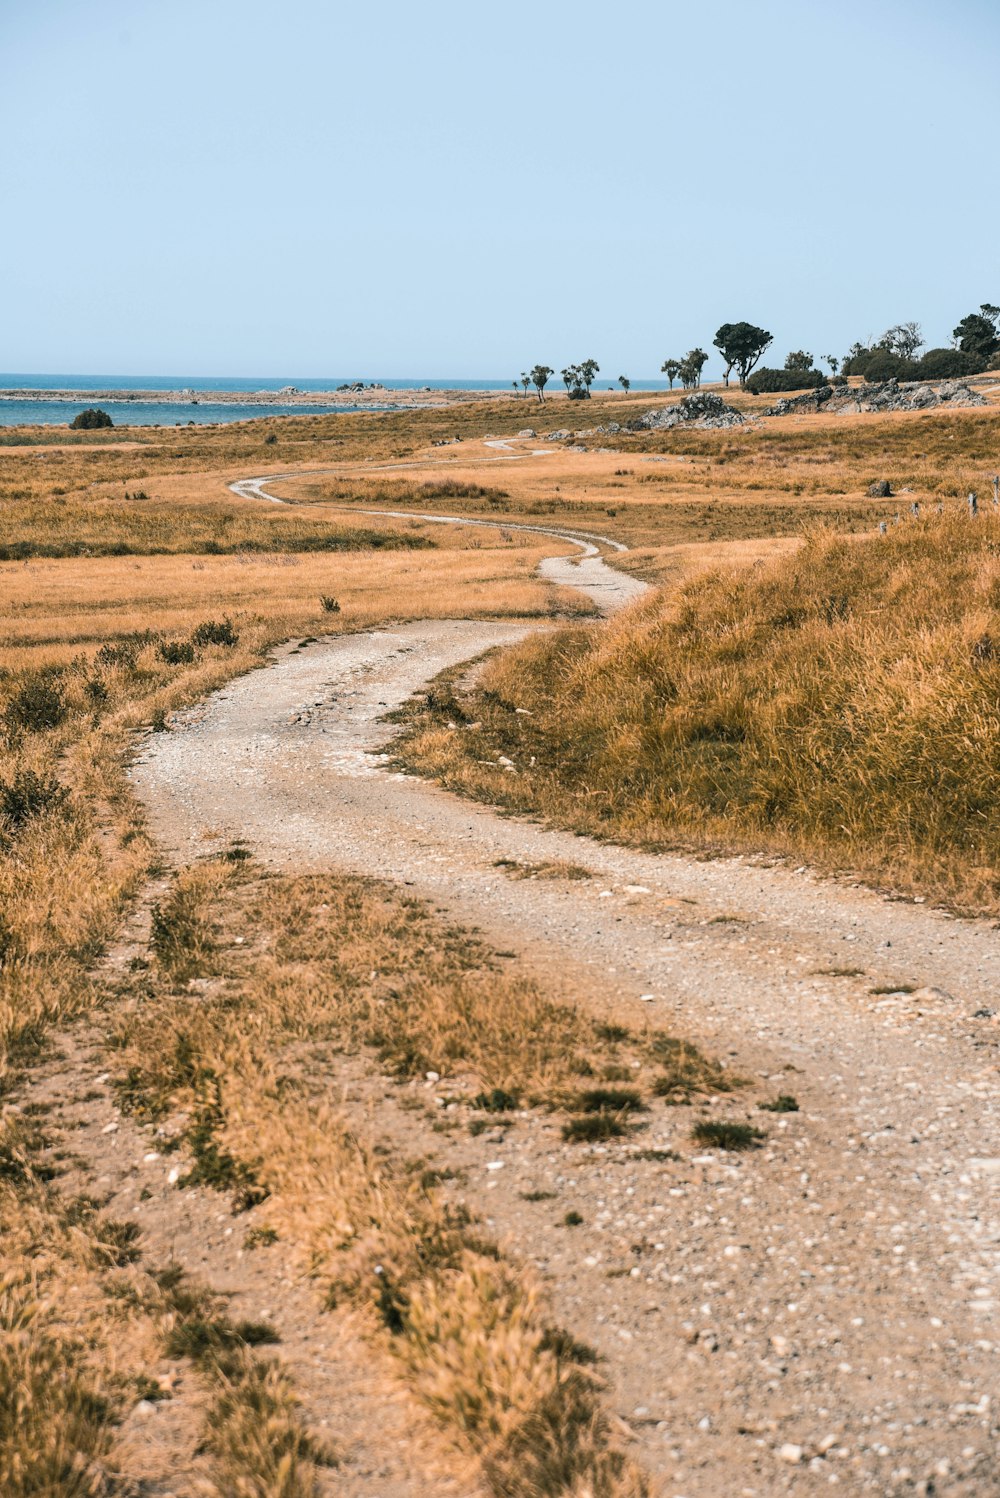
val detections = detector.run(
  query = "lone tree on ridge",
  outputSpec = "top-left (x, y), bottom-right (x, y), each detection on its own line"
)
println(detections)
top-left (713, 322), bottom-right (772, 387)
top-left (618, 374), bottom-right (630, 393)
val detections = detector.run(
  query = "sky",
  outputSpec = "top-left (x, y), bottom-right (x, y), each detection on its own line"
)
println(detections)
top-left (2, 0), bottom-right (999, 379)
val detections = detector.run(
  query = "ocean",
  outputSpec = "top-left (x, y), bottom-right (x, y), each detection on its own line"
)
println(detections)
top-left (0, 373), bottom-right (670, 428)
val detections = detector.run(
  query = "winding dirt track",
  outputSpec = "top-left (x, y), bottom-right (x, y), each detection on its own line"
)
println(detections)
top-left (130, 464), bottom-right (1000, 1494)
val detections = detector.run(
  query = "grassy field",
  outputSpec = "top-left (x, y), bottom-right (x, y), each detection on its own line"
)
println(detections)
top-left (394, 507), bottom-right (1000, 913)
top-left (4, 386), bottom-right (1000, 1489)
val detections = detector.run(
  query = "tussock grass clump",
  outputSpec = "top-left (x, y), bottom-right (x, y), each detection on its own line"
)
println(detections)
top-left (561, 1113), bottom-right (631, 1144)
top-left (494, 857), bottom-right (592, 881)
top-left (149, 865), bottom-right (220, 981)
top-left (0, 1289), bottom-right (115, 1497)
top-left (691, 1119), bottom-right (766, 1151)
top-left (760, 1093), bottom-right (799, 1113)
top-left (155, 1269), bottom-right (331, 1492)
top-left (648, 1034), bottom-right (738, 1102)
top-left (396, 511), bottom-right (1000, 911)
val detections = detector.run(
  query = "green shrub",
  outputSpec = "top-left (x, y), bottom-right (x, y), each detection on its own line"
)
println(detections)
top-left (0, 770), bottom-right (69, 831)
top-left (3, 673), bottom-right (67, 735)
top-left (191, 617), bottom-right (239, 648)
top-left (158, 639), bottom-right (196, 666)
top-left (745, 367), bottom-right (825, 394)
top-left (916, 347), bottom-right (986, 379)
top-left (68, 407), bottom-right (113, 430)
top-left (95, 632), bottom-right (157, 671)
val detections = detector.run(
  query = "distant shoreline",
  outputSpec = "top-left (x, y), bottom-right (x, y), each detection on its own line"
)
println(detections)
top-left (0, 385), bottom-right (513, 410)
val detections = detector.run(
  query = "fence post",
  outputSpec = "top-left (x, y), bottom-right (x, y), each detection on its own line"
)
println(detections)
top-left (969, 491), bottom-right (979, 517)
top-left (878, 520), bottom-right (887, 535)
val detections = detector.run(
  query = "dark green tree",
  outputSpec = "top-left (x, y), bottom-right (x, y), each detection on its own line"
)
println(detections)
top-left (713, 322), bottom-right (772, 387)
top-left (618, 375), bottom-right (630, 393)
top-left (679, 348), bottom-right (708, 389)
top-left (661, 357), bottom-right (682, 389)
top-left (953, 306), bottom-right (1000, 358)
top-left (530, 365), bottom-right (554, 402)
top-left (577, 358), bottom-right (599, 396)
top-left (561, 365), bottom-right (583, 399)
top-left (784, 350), bottom-right (813, 373)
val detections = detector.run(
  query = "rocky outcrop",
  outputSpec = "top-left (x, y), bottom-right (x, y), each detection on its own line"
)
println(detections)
top-left (636, 392), bottom-right (745, 430)
top-left (767, 379), bottom-right (987, 417)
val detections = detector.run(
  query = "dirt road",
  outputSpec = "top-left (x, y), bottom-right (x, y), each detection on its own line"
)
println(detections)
top-left (127, 477), bottom-right (1000, 1495)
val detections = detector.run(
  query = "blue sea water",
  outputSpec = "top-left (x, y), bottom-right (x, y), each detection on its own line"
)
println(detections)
top-left (0, 398), bottom-right (362, 428)
top-left (0, 373), bottom-right (670, 428)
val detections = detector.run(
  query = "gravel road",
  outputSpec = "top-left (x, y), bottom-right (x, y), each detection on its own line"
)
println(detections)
top-left (128, 474), bottom-right (1000, 1494)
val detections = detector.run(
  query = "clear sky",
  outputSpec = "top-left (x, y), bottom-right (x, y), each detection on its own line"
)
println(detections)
top-left (3, 0), bottom-right (998, 379)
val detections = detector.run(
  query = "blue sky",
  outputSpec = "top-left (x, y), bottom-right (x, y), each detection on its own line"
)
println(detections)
top-left (2, 0), bottom-right (998, 378)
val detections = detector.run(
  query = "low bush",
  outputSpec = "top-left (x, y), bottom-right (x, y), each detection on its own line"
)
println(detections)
top-left (3, 672), bottom-right (67, 735)
top-left (0, 770), bottom-right (69, 831)
top-left (68, 407), bottom-right (113, 430)
top-left (745, 367), bottom-right (825, 394)
top-left (95, 631), bottom-right (158, 671)
top-left (157, 639), bottom-right (196, 665)
top-left (191, 617), bottom-right (239, 648)
top-left (916, 347), bottom-right (986, 379)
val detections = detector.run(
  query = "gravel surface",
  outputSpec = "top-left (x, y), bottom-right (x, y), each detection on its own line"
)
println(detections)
top-left (128, 490), bottom-right (1000, 1495)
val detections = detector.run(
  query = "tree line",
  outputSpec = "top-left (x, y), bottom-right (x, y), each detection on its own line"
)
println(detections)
top-left (516, 302), bottom-right (1000, 400)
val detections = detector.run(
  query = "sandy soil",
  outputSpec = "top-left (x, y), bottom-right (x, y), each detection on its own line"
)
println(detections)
top-left (114, 492), bottom-right (1000, 1494)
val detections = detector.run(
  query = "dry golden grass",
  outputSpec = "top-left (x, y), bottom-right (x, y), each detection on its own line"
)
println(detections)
top-left (2, 388), bottom-right (997, 1486)
top-left (0, 541), bottom-right (579, 670)
top-left (109, 859), bottom-right (735, 1495)
top-left (394, 508), bottom-right (1000, 912)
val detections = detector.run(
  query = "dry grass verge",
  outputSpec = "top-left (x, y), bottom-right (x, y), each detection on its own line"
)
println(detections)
top-left (109, 859), bottom-right (737, 1494)
top-left (392, 510), bottom-right (1000, 913)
